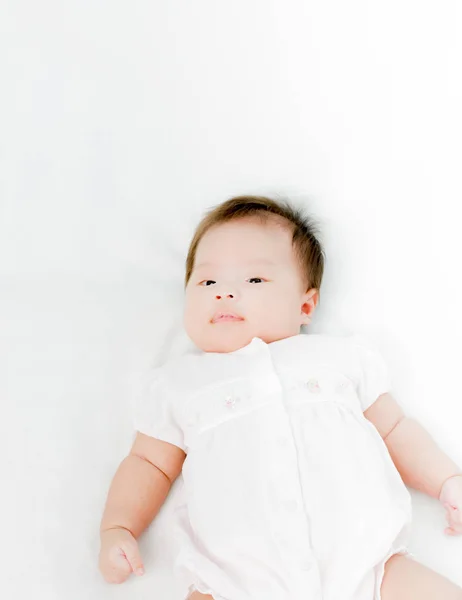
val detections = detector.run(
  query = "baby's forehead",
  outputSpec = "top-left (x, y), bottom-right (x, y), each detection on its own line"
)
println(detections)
top-left (194, 217), bottom-right (296, 265)
top-left (202, 217), bottom-right (292, 245)
top-left (195, 245), bottom-right (296, 274)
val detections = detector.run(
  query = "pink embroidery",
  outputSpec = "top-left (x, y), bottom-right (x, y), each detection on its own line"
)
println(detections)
top-left (306, 379), bottom-right (321, 393)
top-left (225, 395), bottom-right (237, 408)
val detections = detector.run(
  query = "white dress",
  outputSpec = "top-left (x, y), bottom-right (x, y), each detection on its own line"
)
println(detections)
top-left (134, 333), bottom-right (413, 600)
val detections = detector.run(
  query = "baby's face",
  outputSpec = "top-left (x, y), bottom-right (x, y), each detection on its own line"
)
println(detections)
top-left (183, 217), bottom-right (318, 353)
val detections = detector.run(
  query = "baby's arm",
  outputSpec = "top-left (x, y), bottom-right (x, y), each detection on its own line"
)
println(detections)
top-left (364, 393), bottom-right (461, 499)
top-left (99, 432), bottom-right (186, 583)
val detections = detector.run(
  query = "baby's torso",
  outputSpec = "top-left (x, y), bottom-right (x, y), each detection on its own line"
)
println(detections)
top-left (165, 334), bottom-right (412, 599)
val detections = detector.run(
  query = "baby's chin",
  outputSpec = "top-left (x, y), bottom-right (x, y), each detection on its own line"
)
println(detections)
top-left (196, 324), bottom-right (254, 354)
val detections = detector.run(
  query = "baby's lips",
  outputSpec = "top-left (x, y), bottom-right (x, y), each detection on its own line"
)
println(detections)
top-left (211, 313), bottom-right (244, 323)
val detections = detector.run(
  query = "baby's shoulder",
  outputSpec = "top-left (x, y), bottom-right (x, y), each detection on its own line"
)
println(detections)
top-left (289, 332), bottom-right (358, 361)
top-left (288, 332), bottom-right (384, 375)
top-left (299, 331), bottom-right (380, 353)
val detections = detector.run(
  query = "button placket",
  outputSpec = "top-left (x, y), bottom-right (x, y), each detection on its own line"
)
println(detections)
top-left (264, 366), bottom-right (316, 575)
top-left (269, 448), bottom-right (311, 568)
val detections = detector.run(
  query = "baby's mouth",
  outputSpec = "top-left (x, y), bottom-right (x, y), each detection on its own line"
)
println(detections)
top-left (211, 313), bottom-right (244, 323)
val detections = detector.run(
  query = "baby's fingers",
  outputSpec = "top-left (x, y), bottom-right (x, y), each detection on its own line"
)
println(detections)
top-left (121, 540), bottom-right (145, 576)
top-left (101, 550), bottom-right (132, 584)
top-left (443, 504), bottom-right (462, 536)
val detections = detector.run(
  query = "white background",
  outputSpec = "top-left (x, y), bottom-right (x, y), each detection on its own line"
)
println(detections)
top-left (1, 1), bottom-right (461, 598)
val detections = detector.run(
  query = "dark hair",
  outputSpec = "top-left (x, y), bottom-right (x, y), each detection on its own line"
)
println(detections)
top-left (184, 194), bottom-right (325, 297)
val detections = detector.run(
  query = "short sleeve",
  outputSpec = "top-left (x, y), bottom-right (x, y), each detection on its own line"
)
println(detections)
top-left (133, 366), bottom-right (186, 452)
top-left (351, 335), bottom-right (392, 412)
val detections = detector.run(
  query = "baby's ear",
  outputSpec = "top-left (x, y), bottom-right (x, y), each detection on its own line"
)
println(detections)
top-left (300, 288), bottom-right (318, 325)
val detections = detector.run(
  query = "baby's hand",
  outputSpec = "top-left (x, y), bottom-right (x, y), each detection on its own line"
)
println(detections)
top-left (439, 475), bottom-right (462, 536)
top-left (99, 527), bottom-right (145, 583)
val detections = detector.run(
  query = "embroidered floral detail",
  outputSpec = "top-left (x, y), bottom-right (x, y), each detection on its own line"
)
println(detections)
top-left (306, 379), bottom-right (321, 393)
top-left (225, 395), bottom-right (240, 408)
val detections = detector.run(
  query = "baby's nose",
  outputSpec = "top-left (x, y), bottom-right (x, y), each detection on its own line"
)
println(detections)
top-left (214, 282), bottom-right (240, 300)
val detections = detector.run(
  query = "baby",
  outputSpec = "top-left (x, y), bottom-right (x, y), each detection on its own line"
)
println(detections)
top-left (99, 195), bottom-right (462, 599)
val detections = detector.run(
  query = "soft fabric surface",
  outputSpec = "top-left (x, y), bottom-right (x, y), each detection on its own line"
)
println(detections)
top-left (2, 1), bottom-right (461, 599)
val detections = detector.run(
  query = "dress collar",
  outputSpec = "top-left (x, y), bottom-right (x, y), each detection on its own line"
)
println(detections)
top-left (202, 333), bottom-right (304, 356)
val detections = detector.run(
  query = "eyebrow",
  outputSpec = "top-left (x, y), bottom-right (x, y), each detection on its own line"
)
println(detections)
top-left (194, 258), bottom-right (277, 269)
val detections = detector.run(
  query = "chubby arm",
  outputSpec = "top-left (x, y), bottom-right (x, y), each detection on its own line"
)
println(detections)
top-left (100, 432), bottom-right (186, 538)
top-left (364, 393), bottom-right (461, 499)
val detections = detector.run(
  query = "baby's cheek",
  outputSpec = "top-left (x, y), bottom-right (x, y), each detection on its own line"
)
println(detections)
top-left (184, 293), bottom-right (204, 318)
top-left (262, 292), bottom-right (298, 320)
top-left (183, 300), bottom-right (204, 337)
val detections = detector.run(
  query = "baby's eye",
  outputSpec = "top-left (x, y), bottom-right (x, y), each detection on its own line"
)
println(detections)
top-left (247, 277), bottom-right (265, 284)
top-left (199, 280), bottom-right (216, 286)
